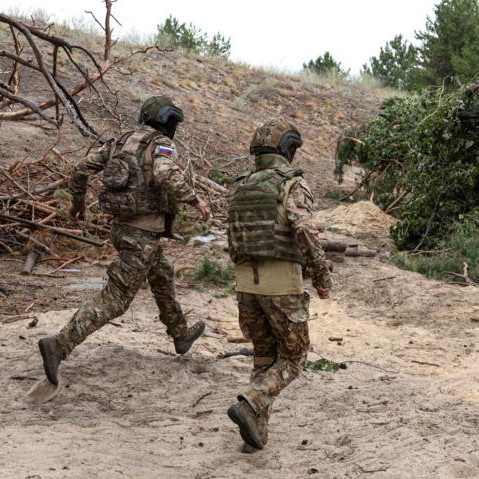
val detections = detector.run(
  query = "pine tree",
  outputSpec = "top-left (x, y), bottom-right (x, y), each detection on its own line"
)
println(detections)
top-left (416, 0), bottom-right (479, 86)
top-left (362, 35), bottom-right (419, 90)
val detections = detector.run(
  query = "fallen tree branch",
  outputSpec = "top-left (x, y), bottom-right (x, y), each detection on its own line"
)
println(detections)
top-left (0, 214), bottom-right (104, 247)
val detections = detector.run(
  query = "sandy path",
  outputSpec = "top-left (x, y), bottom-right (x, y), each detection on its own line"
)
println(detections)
top-left (1, 250), bottom-right (479, 479)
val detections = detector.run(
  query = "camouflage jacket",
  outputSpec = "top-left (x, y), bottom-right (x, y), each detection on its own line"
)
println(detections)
top-left (69, 127), bottom-right (199, 209)
top-left (284, 174), bottom-right (332, 289)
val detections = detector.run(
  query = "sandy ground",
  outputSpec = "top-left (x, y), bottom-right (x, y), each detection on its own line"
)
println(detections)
top-left (2, 203), bottom-right (479, 479)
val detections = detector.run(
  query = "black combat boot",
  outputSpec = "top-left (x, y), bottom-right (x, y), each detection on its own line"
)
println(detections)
top-left (38, 336), bottom-right (63, 385)
top-left (227, 400), bottom-right (264, 450)
top-left (240, 408), bottom-right (269, 453)
top-left (173, 321), bottom-right (205, 354)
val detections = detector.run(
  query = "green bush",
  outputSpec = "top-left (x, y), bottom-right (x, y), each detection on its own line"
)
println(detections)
top-left (336, 83), bottom-right (479, 251)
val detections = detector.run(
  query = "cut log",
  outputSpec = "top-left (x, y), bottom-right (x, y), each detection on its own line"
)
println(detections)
top-left (345, 248), bottom-right (377, 257)
top-left (320, 240), bottom-right (349, 253)
top-left (21, 251), bottom-right (40, 275)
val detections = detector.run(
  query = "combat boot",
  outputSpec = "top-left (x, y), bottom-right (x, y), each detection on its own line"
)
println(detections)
top-left (227, 400), bottom-right (264, 450)
top-left (38, 336), bottom-right (63, 385)
top-left (174, 321), bottom-right (205, 354)
top-left (240, 409), bottom-right (269, 453)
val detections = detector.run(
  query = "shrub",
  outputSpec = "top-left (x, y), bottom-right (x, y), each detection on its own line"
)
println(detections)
top-left (303, 51), bottom-right (349, 78)
top-left (335, 83), bottom-right (479, 251)
top-left (156, 15), bottom-right (231, 59)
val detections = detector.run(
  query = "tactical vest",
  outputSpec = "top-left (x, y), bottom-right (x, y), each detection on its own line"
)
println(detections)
top-left (228, 166), bottom-right (303, 264)
top-left (98, 130), bottom-right (177, 219)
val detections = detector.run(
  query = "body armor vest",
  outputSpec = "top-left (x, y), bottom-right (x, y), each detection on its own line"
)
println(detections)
top-left (98, 130), bottom-right (177, 219)
top-left (228, 165), bottom-right (303, 264)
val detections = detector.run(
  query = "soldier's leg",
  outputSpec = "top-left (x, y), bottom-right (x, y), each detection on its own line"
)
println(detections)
top-left (228, 293), bottom-right (276, 450)
top-left (241, 292), bottom-right (310, 418)
top-left (147, 244), bottom-right (187, 338)
top-left (237, 292), bottom-right (277, 389)
top-left (53, 226), bottom-right (158, 358)
top-left (147, 245), bottom-right (204, 353)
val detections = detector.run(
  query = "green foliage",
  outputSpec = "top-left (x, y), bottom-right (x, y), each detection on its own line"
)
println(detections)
top-left (303, 51), bottom-right (349, 78)
top-left (416, 0), bottom-right (479, 87)
top-left (205, 33), bottom-right (231, 59)
top-left (156, 15), bottom-right (231, 59)
top-left (335, 83), bottom-right (479, 251)
top-left (208, 169), bottom-right (234, 185)
top-left (304, 358), bottom-right (346, 373)
top-left (192, 257), bottom-right (235, 287)
top-left (362, 35), bottom-right (419, 90)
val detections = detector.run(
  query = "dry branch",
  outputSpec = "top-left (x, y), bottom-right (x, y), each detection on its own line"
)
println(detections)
top-left (0, 2), bottom-right (162, 141)
top-left (0, 214), bottom-right (104, 247)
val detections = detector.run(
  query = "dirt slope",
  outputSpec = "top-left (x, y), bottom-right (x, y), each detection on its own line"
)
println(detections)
top-left (2, 203), bottom-right (479, 478)
top-left (0, 21), bottom-right (383, 198)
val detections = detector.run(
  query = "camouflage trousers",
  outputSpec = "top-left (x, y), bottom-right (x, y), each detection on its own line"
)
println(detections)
top-left (237, 292), bottom-right (310, 434)
top-left (57, 224), bottom-right (187, 357)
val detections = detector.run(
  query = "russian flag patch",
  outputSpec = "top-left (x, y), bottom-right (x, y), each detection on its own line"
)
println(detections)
top-left (156, 145), bottom-right (174, 156)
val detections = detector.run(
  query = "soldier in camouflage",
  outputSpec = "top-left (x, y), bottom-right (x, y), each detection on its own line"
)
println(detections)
top-left (38, 96), bottom-right (210, 386)
top-left (226, 118), bottom-right (332, 452)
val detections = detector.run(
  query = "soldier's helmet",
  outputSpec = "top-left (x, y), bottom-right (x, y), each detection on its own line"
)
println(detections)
top-left (138, 96), bottom-right (184, 127)
top-left (250, 118), bottom-right (303, 162)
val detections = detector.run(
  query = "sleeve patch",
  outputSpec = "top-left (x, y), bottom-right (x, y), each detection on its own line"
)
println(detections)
top-left (155, 145), bottom-right (174, 156)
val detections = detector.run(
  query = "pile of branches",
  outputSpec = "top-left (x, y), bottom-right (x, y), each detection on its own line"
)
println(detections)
top-left (335, 82), bottom-right (479, 251)
top-left (0, 146), bottom-right (230, 251)
top-left (0, 146), bottom-right (110, 260)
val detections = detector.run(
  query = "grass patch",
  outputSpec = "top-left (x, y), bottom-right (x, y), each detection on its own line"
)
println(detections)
top-left (234, 79), bottom-right (276, 109)
top-left (192, 257), bottom-right (235, 290)
top-left (391, 252), bottom-right (463, 280)
top-left (208, 168), bottom-right (234, 185)
top-left (391, 220), bottom-right (479, 281)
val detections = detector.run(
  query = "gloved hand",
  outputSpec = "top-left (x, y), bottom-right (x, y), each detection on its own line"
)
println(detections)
top-left (195, 198), bottom-right (211, 222)
top-left (69, 202), bottom-right (86, 221)
top-left (310, 260), bottom-right (333, 300)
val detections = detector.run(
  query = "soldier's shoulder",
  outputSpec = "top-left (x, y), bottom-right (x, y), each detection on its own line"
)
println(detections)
top-left (152, 135), bottom-right (177, 159)
top-left (298, 178), bottom-right (314, 199)
top-left (286, 176), bottom-right (314, 201)
top-left (152, 134), bottom-right (174, 146)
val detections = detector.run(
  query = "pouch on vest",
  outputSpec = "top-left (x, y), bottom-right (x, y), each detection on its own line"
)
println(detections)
top-left (102, 151), bottom-right (130, 191)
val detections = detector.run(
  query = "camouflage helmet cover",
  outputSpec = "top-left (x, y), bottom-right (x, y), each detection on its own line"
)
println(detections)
top-left (138, 95), bottom-right (184, 125)
top-left (250, 118), bottom-right (303, 158)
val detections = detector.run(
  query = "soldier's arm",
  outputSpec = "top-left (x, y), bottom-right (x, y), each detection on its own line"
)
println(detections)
top-left (285, 178), bottom-right (333, 292)
top-left (152, 140), bottom-right (200, 206)
top-left (69, 142), bottom-right (111, 207)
